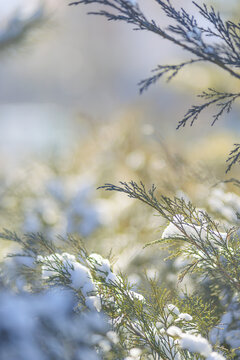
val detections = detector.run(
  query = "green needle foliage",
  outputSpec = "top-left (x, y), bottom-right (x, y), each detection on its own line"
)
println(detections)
top-left (0, 229), bottom-right (230, 359)
top-left (99, 181), bottom-right (239, 295)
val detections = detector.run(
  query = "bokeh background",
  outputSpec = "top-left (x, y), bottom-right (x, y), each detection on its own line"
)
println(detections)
top-left (1, 0), bottom-right (240, 153)
top-left (0, 0), bottom-right (240, 285)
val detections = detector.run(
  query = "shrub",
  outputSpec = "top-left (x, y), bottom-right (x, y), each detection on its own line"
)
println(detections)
top-left (1, 1), bottom-right (240, 359)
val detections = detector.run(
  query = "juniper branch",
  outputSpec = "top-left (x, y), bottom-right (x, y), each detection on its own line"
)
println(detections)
top-left (139, 59), bottom-right (201, 93)
top-left (216, 178), bottom-right (240, 188)
top-left (70, 0), bottom-right (240, 171)
top-left (69, 0), bottom-right (240, 81)
top-left (177, 89), bottom-right (240, 128)
top-left (99, 182), bottom-right (240, 293)
top-left (193, 2), bottom-right (240, 65)
top-left (226, 143), bottom-right (240, 173)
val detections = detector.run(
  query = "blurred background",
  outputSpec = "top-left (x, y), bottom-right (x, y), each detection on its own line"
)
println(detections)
top-left (1, 0), bottom-right (240, 153)
top-left (0, 0), bottom-right (240, 285)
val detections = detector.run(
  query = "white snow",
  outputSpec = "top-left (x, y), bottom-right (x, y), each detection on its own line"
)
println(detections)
top-left (167, 304), bottom-right (180, 315)
top-left (180, 333), bottom-right (212, 357)
top-left (193, 26), bottom-right (202, 38)
top-left (107, 331), bottom-right (119, 344)
top-left (126, 0), bottom-right (138, 7)
top-left (208, 186), bottom-right (240, 223)
top-left (129, 290), bottom-right (144, 302)
top-left (204, 46), bottom-right (215, 54)
top-left (88, 253), bottom-right (111, 275)
top-left (106, 271), bottom-right (119, 284)
top-left (167, 326), bottom-right (182, 337)
top-left (39, 253), bottom-right (96, 297)
top-left (225, 329), bottom-right (240, 349)
top-left (177, 313), bottom-right (193, 321)
top-left (206, 352), bottom-right (226, 360)
top-left (209, 311), bottom-right (233, 345)
top-left (70, 262), bottom-right (94, 292)
top-left (85, 296), bottom-right (101, 312)
top-left (162, 215), bottom-right (227, 243)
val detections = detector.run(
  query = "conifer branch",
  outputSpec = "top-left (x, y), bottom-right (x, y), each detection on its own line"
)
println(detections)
top-left (69, 0), bottom-right (240, 171)
top-left (139, 59), bottom-right (201, 93)
top-left (226, 143), bottom-right (240, 173)
top-left (177, 89), bottom-right (240, 128)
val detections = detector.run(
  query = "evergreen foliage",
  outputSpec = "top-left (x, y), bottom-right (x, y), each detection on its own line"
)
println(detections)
top-left (69, 0), bottom-right (240, 172)
top-left (0, 228), bottom-right (233, 359)
top-left (1, 1), bottom-right (240, 359)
